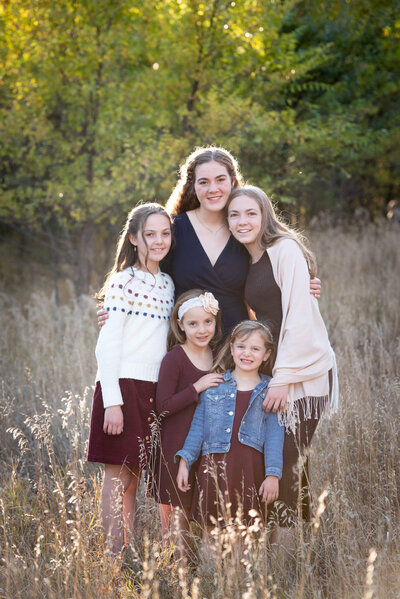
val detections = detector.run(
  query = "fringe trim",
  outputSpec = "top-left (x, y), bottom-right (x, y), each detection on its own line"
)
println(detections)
top-left (279, 350), bottom-right (340, 434)
top-left (278, 395), bottom-right (330, 435)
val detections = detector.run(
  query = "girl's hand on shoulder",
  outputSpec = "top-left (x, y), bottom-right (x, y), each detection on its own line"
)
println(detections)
top-left (177, 459), bottom-right (191, 493)
top-left (97, 304), bottom-right (109, 328)
top-left (310, 277), bottom-right (321, 299)
top-left (193, 373), bottom-right (224, 394)
top-left (262, 385), bottom-right (289, 413)
top-left (259, 475), bottom-right (279, 504)
top-left (103, 405), bottom-right (124, 435)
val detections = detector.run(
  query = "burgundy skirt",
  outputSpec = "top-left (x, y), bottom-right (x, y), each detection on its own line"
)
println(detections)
top-left (190, 390), bottom-right (266, 527)
top-left (87, 379), bottom-right (156, 469)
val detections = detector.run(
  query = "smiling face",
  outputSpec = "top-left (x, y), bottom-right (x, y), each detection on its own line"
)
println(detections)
top-left (230, 331), bottom-right (271, 374)
top-left (194, 160), bottom-right (233, 213)
top-left (178, 306), bottom-right (217, 349)
top-left (227, 194), bottom-right (262, 249)
top-left (129, 213), bottom-right (172, 271)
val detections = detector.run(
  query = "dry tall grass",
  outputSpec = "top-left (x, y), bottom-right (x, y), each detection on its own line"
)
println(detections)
top-left (0, 223), bottom-right (399, 598)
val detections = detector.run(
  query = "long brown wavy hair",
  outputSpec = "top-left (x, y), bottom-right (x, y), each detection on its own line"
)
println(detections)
top-left (165, 146), bottom-right (244, 215)
top-left (212, 320), bottom-right (274, 375)
top-left (95, 203), bottom-right (171, 304)
top-left (226, 186), bottom-right (317, 278)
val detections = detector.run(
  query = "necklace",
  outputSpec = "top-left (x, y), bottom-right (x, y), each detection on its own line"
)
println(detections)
top-left (195, 209), bottom-right (227, 234)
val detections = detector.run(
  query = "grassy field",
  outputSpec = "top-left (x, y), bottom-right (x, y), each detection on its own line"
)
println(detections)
top-left (0, 223), bottom-right (399, 598)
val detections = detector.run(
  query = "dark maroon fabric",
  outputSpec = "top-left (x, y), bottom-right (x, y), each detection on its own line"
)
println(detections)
top-left (87, 379), bottom-right (156, 468)
top-left (151, 346), bottom-right (207, 508)
top-left (268, 402), bottom-right (325, 527)
top-left (190, 390), bottom-right (266, 527)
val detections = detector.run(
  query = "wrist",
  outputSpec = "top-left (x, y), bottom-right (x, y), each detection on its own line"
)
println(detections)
top-left (193, 382), bottom-right (201, 394)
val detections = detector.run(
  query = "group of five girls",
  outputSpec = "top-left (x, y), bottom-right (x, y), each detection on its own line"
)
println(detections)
top-left (87, 146), bottom-right (337, 558)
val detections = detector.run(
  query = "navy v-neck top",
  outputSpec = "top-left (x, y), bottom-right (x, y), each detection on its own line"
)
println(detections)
top-left (164, 212), bottom-right (249, 337)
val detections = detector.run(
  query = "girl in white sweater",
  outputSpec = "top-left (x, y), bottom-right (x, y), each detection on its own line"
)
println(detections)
top-left (87, 203), bottom-right (174, 555)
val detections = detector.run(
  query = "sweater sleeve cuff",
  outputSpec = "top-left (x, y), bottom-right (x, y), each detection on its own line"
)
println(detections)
top-left (100, 382), bottom-right (124, 408)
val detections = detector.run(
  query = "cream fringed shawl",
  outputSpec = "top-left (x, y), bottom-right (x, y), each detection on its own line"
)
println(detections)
top-left (266, 238), bottom-right (339, 433)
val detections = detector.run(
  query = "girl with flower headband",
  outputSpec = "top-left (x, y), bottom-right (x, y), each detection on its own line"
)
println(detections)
top-left (151, 289), bottom-right (223, 561)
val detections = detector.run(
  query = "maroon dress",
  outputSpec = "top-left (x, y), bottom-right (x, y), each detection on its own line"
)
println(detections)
top-left (190, 390), bottom-right (266, 527)
top-left (87, 379), bottom-right (156, 468)
top-left (151, 345), bottom-right (208, 509)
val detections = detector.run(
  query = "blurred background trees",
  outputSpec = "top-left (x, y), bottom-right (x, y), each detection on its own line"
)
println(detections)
top-left (1, 0), bottom-right (399, 296)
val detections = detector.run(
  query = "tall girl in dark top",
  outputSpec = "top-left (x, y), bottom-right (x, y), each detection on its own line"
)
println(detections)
top-left (165, 147), bottom-right (249, 337)
top-left (153, 290), bottom-right (223, 560)
top-left (226, 185), bottom-right (338, 550)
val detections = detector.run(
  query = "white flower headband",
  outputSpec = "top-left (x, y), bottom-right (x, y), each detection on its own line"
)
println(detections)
top-left (178, 292), bottom-right (219, 320)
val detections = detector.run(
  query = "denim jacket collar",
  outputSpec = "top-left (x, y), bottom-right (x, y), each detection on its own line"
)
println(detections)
top-left (223, 369), bottom-right (270, 394)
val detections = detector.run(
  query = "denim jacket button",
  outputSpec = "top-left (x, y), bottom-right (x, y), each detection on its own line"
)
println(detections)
top-left (228, 411), bottom-right (233, 416)
top-left (225, 428), bottom-right (231, 433)
top-left (230, 393), bottom-right (235, 397)
top-left (242, 420), bottom-right (246, 424)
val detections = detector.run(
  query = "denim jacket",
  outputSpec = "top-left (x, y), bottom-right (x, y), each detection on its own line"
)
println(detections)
top-left (175, 371), bottom-right (284, 478)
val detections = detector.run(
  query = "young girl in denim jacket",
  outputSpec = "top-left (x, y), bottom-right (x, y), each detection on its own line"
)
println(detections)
top-left (176, 320), bottom-right (284, 527)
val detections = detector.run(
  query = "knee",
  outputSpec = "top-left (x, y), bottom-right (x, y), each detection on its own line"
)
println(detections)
top-left (122, 467), bottom-right (140, 494)
top-left (103, 465), bottom-right (138, 494)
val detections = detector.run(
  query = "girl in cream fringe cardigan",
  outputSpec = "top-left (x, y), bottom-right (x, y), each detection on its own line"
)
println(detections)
top-left (226, 185), bottom-right (338, 550)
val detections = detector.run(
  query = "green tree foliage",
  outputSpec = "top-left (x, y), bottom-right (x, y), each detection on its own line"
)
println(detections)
top-left (277, 0), bottom-right (400, 215)
top-left (1, 0), bottom-right (399, 294)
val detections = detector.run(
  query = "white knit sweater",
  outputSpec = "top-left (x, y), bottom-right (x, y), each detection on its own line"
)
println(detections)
top-left (95, 267), bottom-right (174, 408)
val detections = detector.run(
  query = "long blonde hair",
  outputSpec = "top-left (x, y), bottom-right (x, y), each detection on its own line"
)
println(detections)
top-left (166, 146), bottom-right (244, 215)
top-left (227, 186), bottom-right (317, 278)
top-left (212, 320), bottom-right (274, 375)
top-left (95, 203), bottom-right (171, 304)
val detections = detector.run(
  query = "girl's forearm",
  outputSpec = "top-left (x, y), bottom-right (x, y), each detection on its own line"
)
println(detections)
top-left (156, 384), bottom-right (199, 416)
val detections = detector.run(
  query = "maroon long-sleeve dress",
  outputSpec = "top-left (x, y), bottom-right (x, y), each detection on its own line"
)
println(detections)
top-left (152, 345), bottom-right (208, 508)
